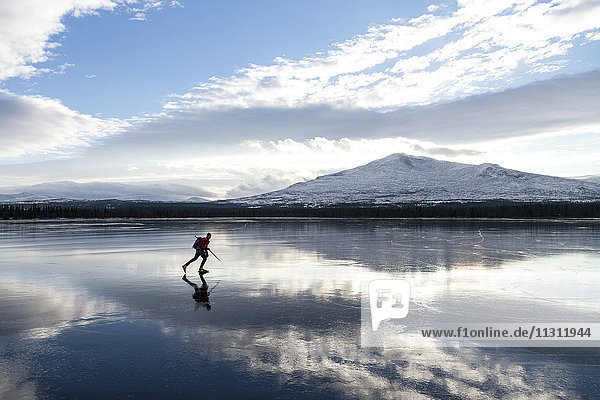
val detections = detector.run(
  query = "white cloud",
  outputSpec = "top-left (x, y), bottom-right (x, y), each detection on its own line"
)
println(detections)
top-left (0, 0), bottom-right (599, 194)
top-left (148, 70), bottom-right (600, 147)
top-left (0, 0), bottom-right (182, 80)
top-left (2, 70), bottom-right (599, 193)
top-left (54, 62), bottom-right (74, 75)
top-left (585, 29), bottom-right (600, 41)
top-left (465, 127), bottom-right (600, 177)
top-left (0, 0), bottom-right (119, 80)
top-left (165, 0), bottom-right (600, 111)
top-left (128, 0), bottom-right (183, 21)
top-left (225, 170), bottom-right (304, 198)
top-left (0, 1), bottom-right (187, 159)
top-left (0, 91), bottom-right (127, 158)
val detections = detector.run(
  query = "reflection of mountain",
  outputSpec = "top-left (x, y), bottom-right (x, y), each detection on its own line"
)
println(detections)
top-left (233, 154), bottom-right (600, 205)
top-left (234, 219), bottom-right (600, 271)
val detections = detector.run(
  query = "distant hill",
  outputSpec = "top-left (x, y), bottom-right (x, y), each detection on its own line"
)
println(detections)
top-left (572, 175), bottom-right (600, 184)
top-left (231, 154), bottom-right (600, 206)
top-left (0, 181), bottom-right (209, 202)
top-left (3, 155), bottom-right (599, 207)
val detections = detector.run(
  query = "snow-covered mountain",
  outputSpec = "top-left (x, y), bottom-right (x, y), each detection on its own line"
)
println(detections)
top-left (0, 181), bottom-right (209, 202)
top-left (4, 155), bottom-right (599, 205)
top-left (232, 154), bottom-right (600, 206)
top-left (572, 174), bottom-right (600, 184)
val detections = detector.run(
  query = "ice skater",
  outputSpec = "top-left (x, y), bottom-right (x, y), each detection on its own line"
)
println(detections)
top-left (182, 232), bottom-right (211, 274)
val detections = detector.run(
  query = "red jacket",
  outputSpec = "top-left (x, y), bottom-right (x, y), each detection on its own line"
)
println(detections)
top-left (194, 237), bottom-right (210, 250)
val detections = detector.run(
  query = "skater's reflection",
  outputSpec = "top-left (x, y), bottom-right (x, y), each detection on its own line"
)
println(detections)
top-left (182, 273), bottom-right (212, 311)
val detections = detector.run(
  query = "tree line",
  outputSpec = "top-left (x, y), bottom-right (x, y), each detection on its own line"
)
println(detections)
top-left (2, 200), bottom-right (600, 219)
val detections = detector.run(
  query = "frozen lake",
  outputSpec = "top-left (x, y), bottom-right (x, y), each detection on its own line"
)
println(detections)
top-left (1, 219), bottom-right (599, 399)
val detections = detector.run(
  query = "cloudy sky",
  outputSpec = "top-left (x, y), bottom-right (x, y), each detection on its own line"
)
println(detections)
top-left (1, 0), bottom-right (600, 199)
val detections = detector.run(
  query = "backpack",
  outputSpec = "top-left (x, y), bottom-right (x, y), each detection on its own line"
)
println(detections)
top-left (193, 237), bottom-right (209, 250)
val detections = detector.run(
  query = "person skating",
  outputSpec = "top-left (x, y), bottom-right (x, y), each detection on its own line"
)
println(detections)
top-left (182, 232), bottom-right (211, 274)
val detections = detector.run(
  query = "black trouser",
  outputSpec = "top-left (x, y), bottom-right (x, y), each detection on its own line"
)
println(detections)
top-left (185, 249), bottom-right (208, 268)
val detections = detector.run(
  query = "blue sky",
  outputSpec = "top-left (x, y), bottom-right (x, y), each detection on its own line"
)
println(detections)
top-left (4, 0), bottom-right (436, 118)
top-left (1, 0), bottom-right (600, 199)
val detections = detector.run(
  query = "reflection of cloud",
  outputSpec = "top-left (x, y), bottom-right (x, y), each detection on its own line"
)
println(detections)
top-left (0, 275), bottom-right (131, 397)
top-left (0, 274), bottom-right (129, 397)
top-left (171, 322), bottom-right (577, 399)
top-left (1, 220), bottom-right (598, 398)
top-left (0, 359), bottom-right (38, 400)
top-left (0, 277), bottom-right (126, 339)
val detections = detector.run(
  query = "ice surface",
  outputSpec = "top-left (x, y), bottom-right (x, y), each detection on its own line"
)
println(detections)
top-left (0, 219), bottom-right (599, 398)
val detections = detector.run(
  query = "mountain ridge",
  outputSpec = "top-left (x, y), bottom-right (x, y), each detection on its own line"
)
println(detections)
top-left (0, 181), bottom-right (209, 203)
top-left (230, 153), bottom-right (600, 206)
top-left (2, 154), bottom-right (599, 204)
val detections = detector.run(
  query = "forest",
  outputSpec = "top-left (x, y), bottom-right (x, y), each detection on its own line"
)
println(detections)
top-left (2, 200), bottom-right (600, 219)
